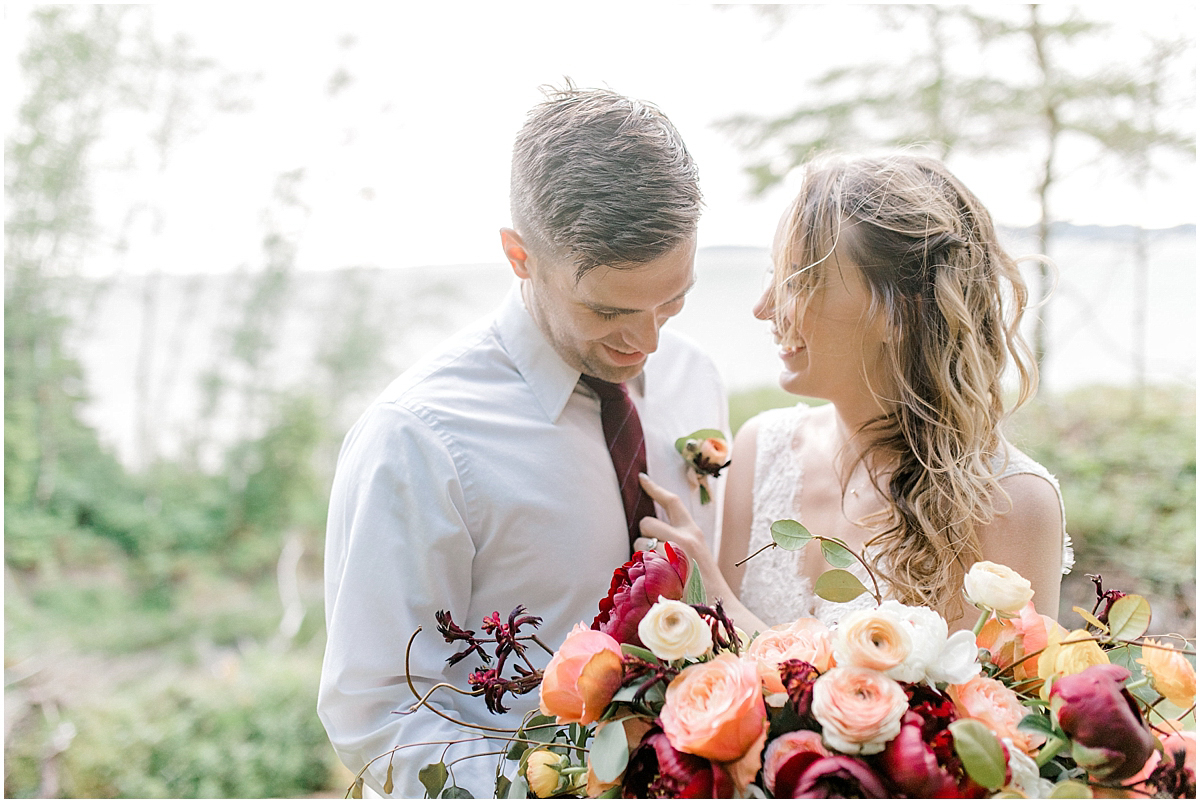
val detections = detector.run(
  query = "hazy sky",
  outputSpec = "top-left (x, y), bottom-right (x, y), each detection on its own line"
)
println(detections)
top-left (8, 3), bottom-right (1196, 277)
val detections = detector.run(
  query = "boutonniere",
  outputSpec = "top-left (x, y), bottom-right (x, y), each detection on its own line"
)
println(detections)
top-left (674, 429), bottom-right (731, 505)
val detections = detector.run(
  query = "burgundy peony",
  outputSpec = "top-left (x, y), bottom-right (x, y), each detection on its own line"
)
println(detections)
top-left (879, 711), bottom-right (960, 797)
top-left (592, 542), bottom-right (689, 649)
top-left (777, 755), bottom-right (889, 799)
top-left (621, 728), bottom-right (735, 798)
top-left (1050, 664), bottom-right (1156, 781)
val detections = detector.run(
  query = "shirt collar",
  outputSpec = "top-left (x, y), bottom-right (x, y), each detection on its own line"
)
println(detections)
top-left (495, 280), bottom-right (581, 422)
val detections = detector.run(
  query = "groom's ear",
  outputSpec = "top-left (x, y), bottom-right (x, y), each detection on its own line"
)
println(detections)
top-left (500, 228), bottom-right (532, 279)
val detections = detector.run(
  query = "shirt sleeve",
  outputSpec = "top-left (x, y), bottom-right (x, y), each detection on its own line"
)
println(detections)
top-left (317, 402), bottom-right (501, 798)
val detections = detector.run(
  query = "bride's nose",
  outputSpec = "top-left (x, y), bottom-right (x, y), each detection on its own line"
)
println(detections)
top-left (753, 285), bottom-right (774, 321)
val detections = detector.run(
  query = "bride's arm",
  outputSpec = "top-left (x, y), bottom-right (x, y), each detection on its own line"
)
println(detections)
top-left (638, 418), bottom-right (768, 636)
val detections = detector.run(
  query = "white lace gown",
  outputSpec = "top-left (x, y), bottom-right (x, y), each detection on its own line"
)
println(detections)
top-left (739, 403), bottom-right (1074, 627)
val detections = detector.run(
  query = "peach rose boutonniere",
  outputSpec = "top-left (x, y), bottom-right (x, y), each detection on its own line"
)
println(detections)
top-left (675, 429), bottom-right (731, 504)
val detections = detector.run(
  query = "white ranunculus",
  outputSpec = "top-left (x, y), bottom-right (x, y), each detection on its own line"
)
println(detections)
top-left (638, 597), bottom-right (712, 661)
top-left (963, 561), bottom-right (1034, 616)
top-left (927, 629), bottom-right (982, 685)
top-left (876, 601), bottom-right (948, 684)
top-left (1003, 738), bottom-right (1056, 799)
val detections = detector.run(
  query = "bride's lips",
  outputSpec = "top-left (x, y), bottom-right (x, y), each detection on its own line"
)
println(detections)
top-left (602, 344), bottom-right (647, 366)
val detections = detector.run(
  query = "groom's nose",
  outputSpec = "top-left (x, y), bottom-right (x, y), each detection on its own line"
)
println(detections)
top-left (623, 311), bottom-right (661, 354)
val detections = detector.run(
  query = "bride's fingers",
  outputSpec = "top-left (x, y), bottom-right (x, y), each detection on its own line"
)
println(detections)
top-left (632, 535), bottom-right (662, 554)
top-left (638, 473), bottom-right (693, 527)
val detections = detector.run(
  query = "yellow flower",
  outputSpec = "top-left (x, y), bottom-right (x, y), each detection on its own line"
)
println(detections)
top-left (1138, 639), bottom-right (1196, 709)
top-left (1038, 628), bottom-right (1109, 695)
top-left (525, 750), bottom-right (566, 798)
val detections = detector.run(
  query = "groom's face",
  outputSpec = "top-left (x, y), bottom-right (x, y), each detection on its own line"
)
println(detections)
top-left (525, 237), bottom-right (697, 383)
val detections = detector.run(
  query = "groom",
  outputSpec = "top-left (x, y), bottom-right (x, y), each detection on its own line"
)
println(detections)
top-left (318, 85), bottom-right (728, 798)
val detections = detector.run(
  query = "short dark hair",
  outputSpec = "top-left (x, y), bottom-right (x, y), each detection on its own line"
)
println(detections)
top-left (510, 83), bottom-right (702, 278)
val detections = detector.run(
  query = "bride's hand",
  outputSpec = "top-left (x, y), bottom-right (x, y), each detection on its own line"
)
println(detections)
top-left (635, 474), bottom-right (723, 590)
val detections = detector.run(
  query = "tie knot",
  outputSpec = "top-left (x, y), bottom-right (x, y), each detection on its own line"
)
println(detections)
top-left (580, 374), bottom-right (629, 403)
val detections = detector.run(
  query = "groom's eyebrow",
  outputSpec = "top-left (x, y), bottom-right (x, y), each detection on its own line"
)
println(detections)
top-left (587, 278), bottom-right (696, 315)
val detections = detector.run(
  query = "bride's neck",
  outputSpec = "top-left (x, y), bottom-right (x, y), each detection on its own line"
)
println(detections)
top-left (829, 396), bottom-right (893, 484)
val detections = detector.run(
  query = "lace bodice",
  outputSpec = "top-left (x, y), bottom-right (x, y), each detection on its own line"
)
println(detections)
top-left (738, 403), bottom-right (1073, 628)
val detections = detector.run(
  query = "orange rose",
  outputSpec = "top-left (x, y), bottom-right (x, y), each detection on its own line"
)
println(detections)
top-left (539, 623), bottom-right (624, 725)
top-left (660, 653), bottom-right (767, 762)
top-left (810, 666), bottom-right (908, 755)
top-left (1137, 640), bottom-right (1196, 710)
top-left (747, 618), bottom-right (834, 695)
top-left (832, 607), bottom-right (911, 673)
top-left (950, 675), bottom-right (1045, 755)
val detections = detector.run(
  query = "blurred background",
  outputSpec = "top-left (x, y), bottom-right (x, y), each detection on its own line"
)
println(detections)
top-left (4, 4), bottom-right (1195, 798)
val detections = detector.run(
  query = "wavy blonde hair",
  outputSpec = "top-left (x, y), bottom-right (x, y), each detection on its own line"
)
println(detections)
top-left (771, 154), bottom-right (1038, 618)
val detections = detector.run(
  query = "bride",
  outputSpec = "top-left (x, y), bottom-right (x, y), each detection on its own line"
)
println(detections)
top-left (639, 153), bottom-right (1071, 633)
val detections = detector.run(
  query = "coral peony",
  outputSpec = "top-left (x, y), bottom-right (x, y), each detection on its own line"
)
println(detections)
top-left (746, 618), bottom-right (833, 695)
top-left (810, 666), bottom-right (908, 755)
top-left (949, 675), bottom-right (1045, 755)
top-left (832, 607), bottom-right (912, 673)
top-left (659, 653), bottom-right (767, 762)
top-left (592, 542), bottom-right (689, 648)
top-left (1137, 639), bottom-right (1196, 710)
top-left (1050, 664), bottom-right (1156, 781)
top-left (538, 623), bottom-right (624, 725)
top-left (963, 561), bottom-right (1035, 616)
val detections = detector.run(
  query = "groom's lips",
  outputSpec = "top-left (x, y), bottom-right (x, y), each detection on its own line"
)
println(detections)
top-left (602, 344), bottom-right (646, 366)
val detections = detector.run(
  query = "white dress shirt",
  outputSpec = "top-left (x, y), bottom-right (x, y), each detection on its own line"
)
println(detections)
top-left (318, 280), bottom-right (728, 798)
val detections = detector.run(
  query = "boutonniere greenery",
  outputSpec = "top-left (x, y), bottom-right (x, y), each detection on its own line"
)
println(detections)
top-left (675, 429), bottom-right (731, 505)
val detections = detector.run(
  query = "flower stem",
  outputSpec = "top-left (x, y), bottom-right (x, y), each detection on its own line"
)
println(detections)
top-left (1036, 736), bottom-right (1066, 768)
top-left (972, 609), bottom-right (990, 637)
top-left (734, 542), bottom-right (776, 568)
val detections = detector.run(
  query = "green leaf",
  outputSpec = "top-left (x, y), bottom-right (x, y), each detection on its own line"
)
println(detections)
top-left (674, 429), bottom-right (726, 453)
top-left (441, 786), bottom-right (472, 798)
top-left (1072, 606), bottom-right (1109, 632)
top-left (819, 539), bottom-right (856, 568)
top-left (684, 558), bottom-right (707, 605)
top-left (771, 519), bottom-right (813, 550)
top-left (591, 719), bottom-right (632, 783)
top-left (1048, 779), bottom-right (1094, 798)
top-left (1018, 712), bottom-right (1061, 739)
top-left (813, 569), bottom-right (869, 603)
top-left (384, 763), bottom-right (394, 795)
top-left (621, 644), bottom-right (658, 662)
top-left (505, 775), bottom-right (529, 799)
top-left (950, 719), bottom-right (1008, 790)
top-left (494, 775), bottom-right (511, 798)
top-left (419, 762), bottom-right (448, 798)
top-left (1107, 594), bottom-right (1152, 642)
top-left (506, 740), bottom-right (528, 760)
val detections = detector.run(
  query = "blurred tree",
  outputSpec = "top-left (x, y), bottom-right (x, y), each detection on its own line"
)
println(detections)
top-left (720, 4), bottom-right (1193, 373)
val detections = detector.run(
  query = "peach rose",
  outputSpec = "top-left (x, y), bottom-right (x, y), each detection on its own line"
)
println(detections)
top-left (832, 607), bottom-right (912, 673)
top-left (660, 652), bottom-right (767, 762)
top-left (950, 675), bottom-right (1045, 755)
top-left (810, 666), bottom-right (908, 755)
top-left (747, 618), bottom-right (834, 695)
top-left (978, 601), bottom-right (1062, 681)
top-left (1137, 640), bottom-right (1196, 710)
top-left (539, 623), bottom-right (624, 725)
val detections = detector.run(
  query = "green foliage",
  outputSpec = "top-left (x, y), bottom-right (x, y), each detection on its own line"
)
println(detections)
top-left (32, 653), bottom-right (334, 798)
top-left (729, 384), bottom-right (818, 434)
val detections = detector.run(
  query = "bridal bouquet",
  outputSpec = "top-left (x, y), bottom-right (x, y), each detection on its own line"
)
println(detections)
top-left (353, 525), bottom-right (1195, 799)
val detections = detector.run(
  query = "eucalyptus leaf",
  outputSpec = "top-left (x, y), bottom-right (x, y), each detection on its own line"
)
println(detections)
top-left (950, 719), bottom-right (1007, 790)
top-left (351, 777), bottom-right (363, 799)
top-left (1107, 594), bottom-right (1152, 642)
top-left (494, 775), bottom-right (511, 798)
top-left (684, 558), bottom-right (707, 605)
top-left (384, 764), bottom-right (394, 795)
top-left (419, 762), bottom-right (448, 798)
top-left (442, 786), bottom-right (472, 799)
top-left (506, 740), bottom-right (528, 760)
top-left (1049, 780), bottom-right (1094, 798)
top-left (771, 519), bottom-right (813, 550)
top-left (505, 776), bottom-right (529, 799)
top-left (591, 719), bottom-right (632, 783)
top-left (621, 644), bottom-right (658, 662)
top-left (813, 569), bottom-right (869, 603)
top-left (1018, 712), bottom-right (1061, 739)
top-left (819, 539), bottom-right (856, 568)
top-left (674, 429), bottom-right (726, 453)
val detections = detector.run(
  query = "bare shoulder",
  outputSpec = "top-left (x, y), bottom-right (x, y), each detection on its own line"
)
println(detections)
top-left (979, 472), bottom-right (1065, 616)
top-left (993, 472), bottom-right (1063, 534)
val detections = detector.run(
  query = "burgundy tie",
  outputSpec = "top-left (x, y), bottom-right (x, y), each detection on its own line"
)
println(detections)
top-left (581, 375), bottom-right (657, 552)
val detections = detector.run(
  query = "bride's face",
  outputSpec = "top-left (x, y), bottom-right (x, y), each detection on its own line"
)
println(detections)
top-left (753, 251), bottom-right (889, 405)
